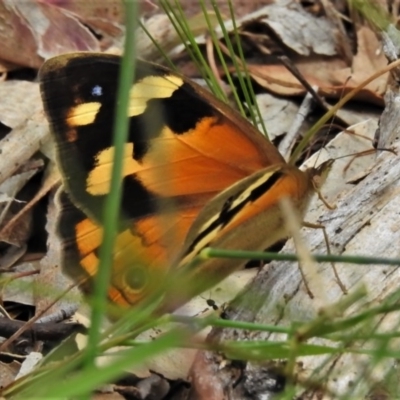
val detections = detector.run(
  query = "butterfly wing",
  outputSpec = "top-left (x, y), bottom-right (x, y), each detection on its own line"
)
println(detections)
top-left (40, 53), bottom-right (285, 306)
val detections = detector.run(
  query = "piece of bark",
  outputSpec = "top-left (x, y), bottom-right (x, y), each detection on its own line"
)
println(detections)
top-left (189, 106), bottom-right (400, 398)
top-left (0, 317), bottom-right (85, 341)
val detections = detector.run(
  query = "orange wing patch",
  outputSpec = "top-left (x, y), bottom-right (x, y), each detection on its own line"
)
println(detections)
top-left (72, 200), bottom-right (201, 306)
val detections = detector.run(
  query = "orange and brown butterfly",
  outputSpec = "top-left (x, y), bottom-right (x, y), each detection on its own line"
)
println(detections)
top-left (39, 52), bottom-right (330, 312)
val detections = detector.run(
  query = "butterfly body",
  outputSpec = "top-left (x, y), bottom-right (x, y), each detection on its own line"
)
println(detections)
top-left (40, 53), bottom-right (328, 310)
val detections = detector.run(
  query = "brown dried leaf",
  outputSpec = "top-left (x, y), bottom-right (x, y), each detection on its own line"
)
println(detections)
top-left (0, 0), bottom-right (100, 68)
top-left (331, 26), bottom-right (388, 98)
top-left (0, 1), bottom-right (43, 68)
top-left (0, 360), bottom-right (20, 388)
top-left (0, 0), bottom-right (158, 68)
top-left (248, 27), bottom-right (387, 106)
top-left (45, 0), bottom-right (124, 36)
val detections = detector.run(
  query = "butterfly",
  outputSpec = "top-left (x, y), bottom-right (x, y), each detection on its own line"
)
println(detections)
top-left (39, 53), bottom-right (330, 311)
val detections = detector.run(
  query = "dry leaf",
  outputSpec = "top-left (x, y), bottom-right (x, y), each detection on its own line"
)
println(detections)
top-left (0, 360), bottom-right (20, 388)
top-left (0, 0), bottom-right (100, 68)
top-left (253, 2), bottom-right (337, 56)
top-left (247, 26), bottom-right (387, 105)
top-left (255, 93), bottom-right (299, 140)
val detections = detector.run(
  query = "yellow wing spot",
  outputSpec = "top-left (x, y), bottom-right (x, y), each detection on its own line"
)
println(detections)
top-left (86, 143), bottom-right (137, 195)
top-left (128, 75), bottom-right (183, 116)
top-left (67, 102), bottom-right (101, 127)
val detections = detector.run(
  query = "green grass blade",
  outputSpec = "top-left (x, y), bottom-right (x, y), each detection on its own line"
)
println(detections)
top-left (83, 0), bottom-right (138, 368)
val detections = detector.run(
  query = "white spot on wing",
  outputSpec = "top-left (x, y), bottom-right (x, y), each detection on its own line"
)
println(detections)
top-left (92, 85), bottom-right (103, 97)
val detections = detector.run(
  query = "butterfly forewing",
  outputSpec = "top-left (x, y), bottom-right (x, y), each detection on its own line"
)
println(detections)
top-left (40, 53), bottom-right (285, 222)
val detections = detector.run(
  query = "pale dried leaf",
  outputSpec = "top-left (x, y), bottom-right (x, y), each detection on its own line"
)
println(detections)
top-left (15, 351), bottom-right (42, 379)
top-left (0, 110), bottom-right (49, 187)
top-left (303, 119), bottom-right (378, 206)
top-left (255, 93), bottom-right (299, 140)
top-left (136, 14), bottom-right (179, 61)
top-left (138, 12), bottom-right (220, 62)
top-left (170, 1), bottom-right (339, 61)
top-left (0, 81), bottom-right (41, 128)
top-left (255, 1), bottom-right (337, 56)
